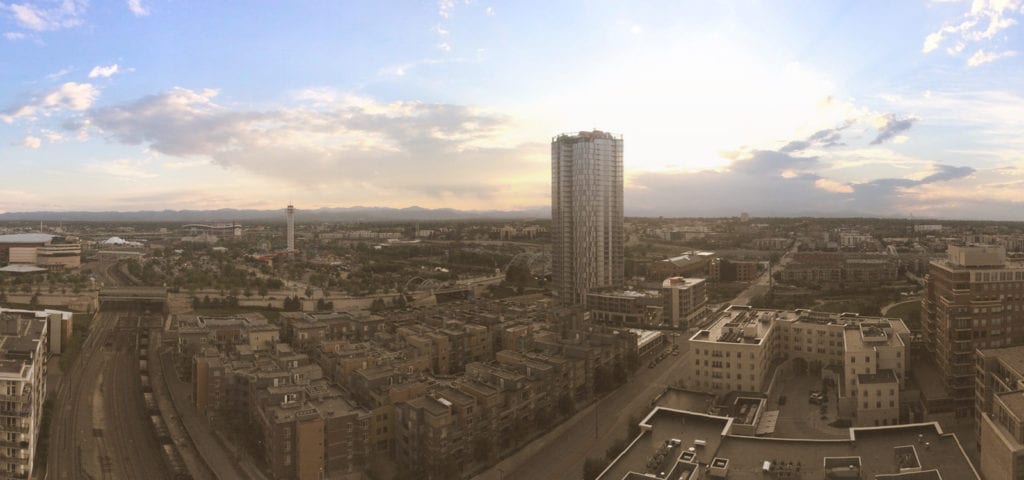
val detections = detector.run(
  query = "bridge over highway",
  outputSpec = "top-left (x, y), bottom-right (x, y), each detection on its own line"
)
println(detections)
top-left (99, 287), bottom-right (169, 314)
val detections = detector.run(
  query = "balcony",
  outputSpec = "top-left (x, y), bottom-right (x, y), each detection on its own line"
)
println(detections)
top-left (0, 425), bottom-right (28, 434)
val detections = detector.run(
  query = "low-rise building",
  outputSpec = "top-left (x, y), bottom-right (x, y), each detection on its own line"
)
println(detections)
top-left (688, 306), bottom-right (909, 426)
top-left (661, 277), bottom-right (707, 329)
top-left (585, 289), bottom-right (662, 328)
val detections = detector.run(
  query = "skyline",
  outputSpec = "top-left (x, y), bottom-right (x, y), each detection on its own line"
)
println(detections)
top-left (2, 0), bottom-right (1024, 219)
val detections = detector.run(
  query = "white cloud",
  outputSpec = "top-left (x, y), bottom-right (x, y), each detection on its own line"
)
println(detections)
top-left (45, 67), bottom-right (73, 80)
top-left (967, 48), bottom-right (1017, 66)
top-left (0, 82), bottom-right (99, 123)
top-left (923, 0), bottom-right (1022, 62)
top-left (84, 87), bottom-right (548, 206)
top-left (437, 41), bottom-right (451, 52)
top-left (432, 24), bottom-right (449, 36)
top-left (88, 64), bottom-right (120, 78)
top-left (40, 129), bottom-right (63, 142)
top-left (126, 0), bottom-right (148, 16)
top-left (3, 31), bottom-right (26, 40)
top-left (1, 0), bottom-right (88, 31)
top-left (485, 6), bottom-right (494, 16)
top-left (438, 0), bottom-right (454, 18)
top-left (20, 135), bottom-right (41, 149)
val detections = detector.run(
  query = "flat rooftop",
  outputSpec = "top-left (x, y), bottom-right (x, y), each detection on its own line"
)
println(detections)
top-left (598, 408), bottom-right (980, 480)
top-left (691, 307), bottom-right (792, 345)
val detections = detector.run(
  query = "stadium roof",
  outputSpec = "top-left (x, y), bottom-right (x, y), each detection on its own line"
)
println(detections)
top-left (0, 234), bottom-right (54, 244)
top-left (0, 265), bottom-right (47, 273)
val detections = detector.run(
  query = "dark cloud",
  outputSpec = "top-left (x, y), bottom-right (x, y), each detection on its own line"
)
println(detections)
top-left (870, 115), bottom-right (918, 145)
top-left (626, 161), bottom-right (975, 217)
top-left (921, 164), bottom-right (974, 183)
top-left (779, 121), bottom-right (852, 152)
top-left (730, 150), bottom-right (819, 174)
top-left (778, 140), bottom-right (810, 153)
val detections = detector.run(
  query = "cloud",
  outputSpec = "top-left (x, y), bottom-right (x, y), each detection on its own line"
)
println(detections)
top-left (923, 0), bottom-right (1022, 64)
top-left (438, 0), bottom-right (454, 18)
top-left (1, 82), bottom-right (99, 123)
top-left (485, 6), bottom-right (494, 16)
top-left (88, 64), bottom-right (119, 78)
top-left (45, 67), bottom-right (73, 80)
top-left (814, 178), bottom-right (854, 193)
top-left (920, 164), bottom-right (975, 183)
top-left (20, 135), bottom-right (41, 148)
top-left (83, 87), bottom-right (549, 203)
top-left (3, 31), bottom-right (26, 40)
top-left (627, 158), bottom-right (974, 217)
top-left (780, 121), bottom-right (851, 152)
top-left (1, 0), bottom-right (88, 31)
top-left (870, 114), bottom-right (918, 145)
top-left (126, 0), bottom-right (148, 16)
top-left (967, 48), bottom-right (1017, 66)
top-left (437, 41), bottom-right (451, 52)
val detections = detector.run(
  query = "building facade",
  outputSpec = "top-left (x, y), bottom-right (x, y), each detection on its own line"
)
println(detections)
top-left (688, 306), bottom-right (908, 427)
top-left (975, 345), bottom-right (1024, 480)
top-left (551, 131), bottom-right (624, 305)
top-left (661, 277), bottom-right (708, 329)
top-left (0, 311), bottom-right (50, 480)
top-left (922, 244), bottom-right (1024, 412)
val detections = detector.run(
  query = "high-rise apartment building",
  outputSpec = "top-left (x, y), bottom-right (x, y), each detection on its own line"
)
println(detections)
top-left (286, 204), bottom-right (295, 252)
top-left (551, 130), bottom-right (624, 306)
top-left (922, 244), bottom-right (1024, 412)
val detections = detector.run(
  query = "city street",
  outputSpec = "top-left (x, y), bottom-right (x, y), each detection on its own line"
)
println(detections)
top-left (474, 337), bottom-right (691, 480)
top-left (47, 312), bottom-right (171, 480)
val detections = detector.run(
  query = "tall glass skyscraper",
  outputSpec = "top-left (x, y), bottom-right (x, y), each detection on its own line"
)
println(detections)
top-left (551, 130), bottom-right (624, 305)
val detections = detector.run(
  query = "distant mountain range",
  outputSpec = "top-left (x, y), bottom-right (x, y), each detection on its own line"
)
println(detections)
top-left (0, 206), bottom-right (551, 223)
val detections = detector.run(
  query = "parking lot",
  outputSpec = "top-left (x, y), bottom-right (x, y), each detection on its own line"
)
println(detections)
top-left (768, 371), bottom-right (848, 439)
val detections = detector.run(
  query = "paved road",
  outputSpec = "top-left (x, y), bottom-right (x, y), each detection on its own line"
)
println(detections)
top-left (731, 244), bottom-right (798, 306)
top-left (473, 338), bottom-right (690, 480)
top-left (48, 312), bottom-right (170, 480)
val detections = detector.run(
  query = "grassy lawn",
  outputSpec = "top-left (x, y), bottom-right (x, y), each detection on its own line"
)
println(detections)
top-left (886, 300), bottom-right (922, 330)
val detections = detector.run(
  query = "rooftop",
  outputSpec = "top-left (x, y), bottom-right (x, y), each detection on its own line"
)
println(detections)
top-left (0, 233), bottom-right (54, 244)
top-left (662, 277), bottom-right (705, 289)
top-left (598, 408), bottom-right (980, 480)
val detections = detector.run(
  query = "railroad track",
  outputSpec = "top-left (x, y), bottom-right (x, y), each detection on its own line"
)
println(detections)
top-left (48, 312), bottom-right (173, 480)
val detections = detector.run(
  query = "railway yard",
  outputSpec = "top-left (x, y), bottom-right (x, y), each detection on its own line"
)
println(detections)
top-left (47, 310), bottom-right (191, 479)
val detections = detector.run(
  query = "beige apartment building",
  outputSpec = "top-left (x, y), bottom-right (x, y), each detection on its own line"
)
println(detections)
top-left (688, 306), bottom-right (908, 427)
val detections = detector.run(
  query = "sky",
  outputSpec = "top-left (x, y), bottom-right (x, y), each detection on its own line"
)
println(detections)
top-left (1, 0), bottom-right (1023, 219)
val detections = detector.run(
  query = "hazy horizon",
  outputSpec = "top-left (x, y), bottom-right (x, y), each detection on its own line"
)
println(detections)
top-left (2, 0), bottom-right (1023, 218)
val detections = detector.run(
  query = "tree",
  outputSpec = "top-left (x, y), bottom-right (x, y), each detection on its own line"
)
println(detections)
top-left (471, 436), bottom-right (493, 463)
top-left (505, 262), bottom-right (532, 287)
top-left (557, 393), bottom-right (576, 417)
top-left (583, 457), bottom-right (606, 480)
